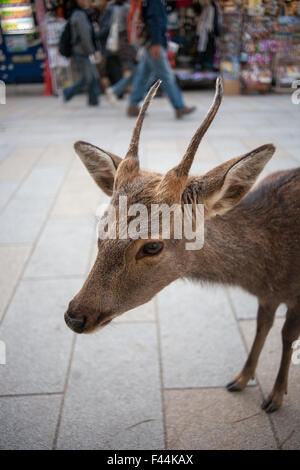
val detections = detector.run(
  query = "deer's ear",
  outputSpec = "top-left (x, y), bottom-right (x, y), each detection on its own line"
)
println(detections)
top-left (74, 141), bottom-right (122, 196)
top-left (184, 144), bottom-right (275, 218)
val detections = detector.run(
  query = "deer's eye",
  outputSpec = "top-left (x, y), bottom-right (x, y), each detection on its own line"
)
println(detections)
top-left (137, 241), bottom-right (164, 259)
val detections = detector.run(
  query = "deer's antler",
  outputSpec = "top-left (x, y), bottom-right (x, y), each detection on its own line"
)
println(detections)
top-left (176, 76), bottom-right (223, 177)
top-left (157, 77), bottom-right (223, 202)
top-left (125, 80), bottom-right (162, 160)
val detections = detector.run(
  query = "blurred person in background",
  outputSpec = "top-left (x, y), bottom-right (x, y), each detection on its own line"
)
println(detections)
top-left (61, 0), bottom-right (101, 106)
top-left (97, 0), bottom-right (122, 86)
top-left (127, 0), bottom-right (196, 119)
top-left (195, 0), bottom-right (222, 71)
top-left (104, 0), bottom-right (138, 104)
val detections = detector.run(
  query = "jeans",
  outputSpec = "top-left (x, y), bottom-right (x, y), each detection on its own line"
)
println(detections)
top-left (112, 61), bottom-right (137, 98)
top-left (129, 48), bottom-right (185, 109)
top-left (63, 55), bottom-right (100, 106)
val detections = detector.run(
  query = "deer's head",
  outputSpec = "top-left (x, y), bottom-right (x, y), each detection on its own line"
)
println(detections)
top-left (65, 78), bottom-right (275, 334)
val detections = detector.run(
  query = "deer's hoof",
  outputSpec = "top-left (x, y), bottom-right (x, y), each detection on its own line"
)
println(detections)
top-left (226, 380), bottom-right (243, 392)
top-left (261, 396), bottom-right (280, 413)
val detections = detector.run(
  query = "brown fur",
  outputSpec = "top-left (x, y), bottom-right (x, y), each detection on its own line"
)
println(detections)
top-left (65, 79), bottom-right (300, 413)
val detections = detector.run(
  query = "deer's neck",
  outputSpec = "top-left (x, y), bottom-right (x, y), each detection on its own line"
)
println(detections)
top-left (185, 206), bottom-right (268, 295)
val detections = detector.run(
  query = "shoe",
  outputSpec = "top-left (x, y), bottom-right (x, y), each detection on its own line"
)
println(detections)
top-left (175, 106), bottom-right (196, 119)
top-left (127, 104), bottom-right (140, 117)
top-left (58, 88), bottom-right (67, 104)
top-left (105, 87), bottom-right (118, 106)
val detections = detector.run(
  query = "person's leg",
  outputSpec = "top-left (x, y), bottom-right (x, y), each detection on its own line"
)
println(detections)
top-left (63, 56), bottom-right (86, 101)
top-left (148, 49), bottom-right (185, 109)
top-left (129, 52), bottom-right (153, 106)
top-left (106, 55), bottom-right (123, 85)
top-left (112, 74), bottom-right (132, 97)
top-left (85, 59), bottom-right (100, 106)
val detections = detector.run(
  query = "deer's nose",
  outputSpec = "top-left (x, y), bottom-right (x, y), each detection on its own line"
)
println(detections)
top-left (64, 312), bottom-right (86, 334)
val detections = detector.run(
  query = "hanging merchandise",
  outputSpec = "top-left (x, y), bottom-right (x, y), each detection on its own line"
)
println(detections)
top-left (219, 0), bottom-right (300, 94)
top-left (219, 1), bottom-right (243, 94)
top-left (273, 13), bottom-right (300, 91)
top-left (240, 15), bottom-right (274, 93)
top-left (45, 11), bottom-right (72, 94)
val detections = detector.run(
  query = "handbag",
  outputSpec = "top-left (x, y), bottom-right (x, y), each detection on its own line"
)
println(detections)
top-left (106, 7), bottom-right (120, 53)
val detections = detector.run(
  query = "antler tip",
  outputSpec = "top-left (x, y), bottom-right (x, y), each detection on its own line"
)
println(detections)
top-left (150, 79), bottom-right (162, 95)
top-left (216, 76), bottom-right (223, 97)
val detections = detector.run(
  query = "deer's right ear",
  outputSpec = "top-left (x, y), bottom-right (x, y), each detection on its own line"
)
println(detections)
top-left (74, 141), bottom-right (122, 196)
top-left (183, 143), bottom-right (275, 218)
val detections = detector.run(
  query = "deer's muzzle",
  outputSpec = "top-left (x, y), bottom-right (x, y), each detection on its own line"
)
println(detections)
top-left (64, 311), bottom-right (87, 334)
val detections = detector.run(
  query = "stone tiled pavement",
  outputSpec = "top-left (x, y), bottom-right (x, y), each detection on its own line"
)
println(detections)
top-left (0, 85), bottom-right (299, 450)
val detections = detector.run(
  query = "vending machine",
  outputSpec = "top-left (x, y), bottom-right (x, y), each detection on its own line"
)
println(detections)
top-left (0, 0), bottom-right (46, 83)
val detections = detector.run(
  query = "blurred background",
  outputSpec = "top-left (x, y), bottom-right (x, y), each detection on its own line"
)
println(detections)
top-left (0, 0), bottom-right (300, 451)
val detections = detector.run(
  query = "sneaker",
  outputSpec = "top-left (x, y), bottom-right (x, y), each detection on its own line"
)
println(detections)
top-left (127, 104), bottom-right (140, 117)
top-left (175, 106), bottom-right (196, 119)
top-left (105, 87), bottom-right (118, 106)
top-left (58, 88), bottom-right (67, 104)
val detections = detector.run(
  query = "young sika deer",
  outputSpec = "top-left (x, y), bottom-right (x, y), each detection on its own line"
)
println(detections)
top-left (65, 78), bottom-right (300, 413)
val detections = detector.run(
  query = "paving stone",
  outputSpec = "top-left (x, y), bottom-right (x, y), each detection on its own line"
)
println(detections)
top-left (210, 136), bottom-right (249, 161)
top-left (0, 394), bottom-right (61, 450)
top-left (0, 245), bottom-right (31, 321)
top-left (164, 388), bottom-right (276, 450)
top-left (57, 323), bottom-right (164, 450)
top-left (37, 144), bottom-right (74, 168)
top-left (0, 144), bottom-right (13, 163)
top-left (16, 167), bottom-right (66, 200)
top-left (51, 159), bottom-right (106, 217)
top-left (0, 166), bottom-right (66, 244)
top-left (239, 319), bottom-right (300, 450)
top-left (115, 300), bottom-right (156, 323)
top-left (0, 278), bottom-right (80, 394)
top-left (0, 196), bottom-right (54, 244)
top-left (157, 281), bottom-right (247, 388)
top-left (0, 146), bottom-right (43, 181)
top-left (24, 215), bottom-right (95, 278)
top-left (226, 287), bottom-right (286, 320)
top-left (0, 181), bottom-right (19, 212)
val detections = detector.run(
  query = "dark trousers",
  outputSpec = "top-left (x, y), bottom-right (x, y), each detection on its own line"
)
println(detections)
top-left (63, 55), bottom-right (100, 106)
top-left (105, 54), bottom-right (123, 85)
top-left (197, 34), bottom-right (216, 68)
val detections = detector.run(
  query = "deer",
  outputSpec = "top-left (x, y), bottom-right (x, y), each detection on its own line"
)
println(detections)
top-left (64, 78), bottom-right (300, 413)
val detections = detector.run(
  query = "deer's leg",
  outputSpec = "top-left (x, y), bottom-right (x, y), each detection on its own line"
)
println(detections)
top-left (227, 301), bottom-right (277, 392)
top-left (261, 302), bottom-right (300, 413)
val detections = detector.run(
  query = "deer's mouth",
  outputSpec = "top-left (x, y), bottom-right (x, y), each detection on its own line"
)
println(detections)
top-left (94, 313), bottom-right (112, 328)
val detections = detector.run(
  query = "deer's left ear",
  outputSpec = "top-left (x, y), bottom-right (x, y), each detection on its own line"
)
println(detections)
top-left (74, 141), bottom-right (122, 196)
top-left (183, 144), bottom-right (275, 217)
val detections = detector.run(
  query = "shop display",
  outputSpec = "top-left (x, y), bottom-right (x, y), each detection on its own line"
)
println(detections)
top-left (44, 11), bottom-right (72, 93)
top-left (0, 0), bottom-right (299, 91)
top-left (0, 0), bottom-right (46, 83)
top-left (219, 0), bottom-right (300, 93)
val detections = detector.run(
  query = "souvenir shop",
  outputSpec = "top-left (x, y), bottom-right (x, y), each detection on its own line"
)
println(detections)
top-left (168, 0), bottom-right (300, 93)
top-left (1, 0), bottom-right (300, 95)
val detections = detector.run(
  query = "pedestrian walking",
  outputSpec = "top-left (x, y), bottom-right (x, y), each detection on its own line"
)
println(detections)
top-left (127, 0), bottom-right (196, 119)
top-left (61, 0), bottom-right (100, 106)
top-left (105, 0), bottom-right (138, 104)
top-left (98, 0), bottom-right (123, 86)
